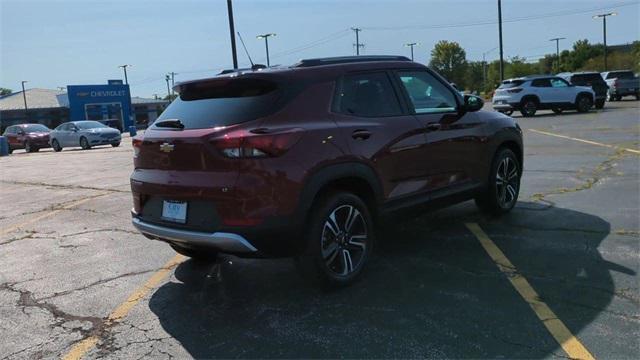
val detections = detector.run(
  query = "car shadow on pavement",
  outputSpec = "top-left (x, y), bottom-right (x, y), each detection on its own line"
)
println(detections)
top-left (148, 201), bottom-right (634, 358)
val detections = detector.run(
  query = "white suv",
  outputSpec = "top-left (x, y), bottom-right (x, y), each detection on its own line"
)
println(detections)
top-left (492, 75), bottom-right (595, 117)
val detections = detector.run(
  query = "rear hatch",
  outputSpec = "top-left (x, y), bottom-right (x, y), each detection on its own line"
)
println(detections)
top-left (493, 80), bottom-right (525, 99)
top-left (131, 76), bottom-right (286, 230)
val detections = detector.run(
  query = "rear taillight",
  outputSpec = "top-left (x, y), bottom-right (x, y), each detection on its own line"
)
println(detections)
top-left (507, 88), bottom-right (523, 93)
top-left (132, 136), bottom-right (143, 157)
top-left (211, 129), bottom-right (303, 158)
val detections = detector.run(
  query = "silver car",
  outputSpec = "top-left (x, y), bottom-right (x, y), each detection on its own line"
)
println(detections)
top-left (50, 121), bottom-right (122, 152)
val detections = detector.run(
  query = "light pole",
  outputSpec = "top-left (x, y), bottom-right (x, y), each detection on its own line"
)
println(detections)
top-left (405, 43), bottom-right (418, 61)
top-left (351, 27), bottom-right (363, 55)
top-left (497, 0), bottom-right (504, 81)
top-left (118, 64), bottom-right (131, 84)
top-left (549, 37), bottom-right (566, 73)
top-left (593, 12), bottom-right (616, 71)
top-left (256, 33), bottom-right (276, 67)
top-left (165, 75), bottom-right (171, 99)
top-left (21, 81), bottom-right (28, 120)
top-left (482, 46), bottom-right (498, 91)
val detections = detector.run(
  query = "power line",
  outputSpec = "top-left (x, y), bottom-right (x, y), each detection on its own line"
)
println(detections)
top-left (362, 1), bottom-right (637, 30)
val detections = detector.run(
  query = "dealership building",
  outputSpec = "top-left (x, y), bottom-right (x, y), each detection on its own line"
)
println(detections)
top-left (0, 80), bottom-right (168, 132)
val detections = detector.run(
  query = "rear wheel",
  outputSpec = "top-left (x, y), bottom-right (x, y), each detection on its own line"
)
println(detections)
top-left (576, 95), bottom-right (592, 113)
top-left (80, 136), bottom-right (91, 150)
top-left (519, 99), bottom-right (537, 117)
top-left (595, 99), bottom-right (605, 109)
top-left (475, 148), bottom-right (521, 215)
top-left (295, 192), bottom-right (374, 287)
top-left (170, 244), bottom-right (218, 262)
top-left (52, 139), bottom-right (62, 152)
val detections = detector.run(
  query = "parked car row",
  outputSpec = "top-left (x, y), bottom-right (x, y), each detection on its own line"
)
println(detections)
top-left (492, 69), bottom-right (639, 117)
top-left (2, 121), bottom-right (121, 154)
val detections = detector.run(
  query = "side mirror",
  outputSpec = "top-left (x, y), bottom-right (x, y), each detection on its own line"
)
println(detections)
top-left (71, 127), bottom-right (78, 132)
top-left (464, 94), bottom-right (484, 112)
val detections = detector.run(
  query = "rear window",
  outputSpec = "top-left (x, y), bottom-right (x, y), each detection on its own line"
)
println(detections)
top-left (606, 71), bottom-right (634, 80)
top-left (154, 78), bottom-right (281, 130)
top-left (23, 124), bottom-right (50, 133)
top-left (498, 80), bottom-right (524, 89)
top-left (571, 74), bottom-right (604, 84)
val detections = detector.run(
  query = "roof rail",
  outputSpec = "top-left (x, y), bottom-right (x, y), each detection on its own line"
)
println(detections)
top-left (293, 55), bottom-right (411, 68)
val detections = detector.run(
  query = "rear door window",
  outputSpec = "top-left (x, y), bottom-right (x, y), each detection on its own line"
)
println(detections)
top-left (153, 78), bottom-right (281, 130)
top-left (531, 79), bottom-right (551, 87)
top-left (333, 72), bottom-right (403, 117)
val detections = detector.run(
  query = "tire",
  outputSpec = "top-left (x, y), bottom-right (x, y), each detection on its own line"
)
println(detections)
top-left (52, 139), bottom-right (62, 152)
top-left (551, 107), bottom-right (563, 114)
top-left (519, 98), bottom-right (537, 117)
top-left (295, 192), bottom-right (374, 287)
top-left (595, 99), bottom-right (605, 109)
top-left (111, 142), bottom-right (120, 147)
top-left (80, 136), bottom-right (91, 150)
top-left (170, 243), bottom-right (218, 262)
top-left (576, 95), bottom-right (592, 113)
top-left (475, 148), bottom-right (521, 215)
top-left (24, 141), bottom-right (35, 153)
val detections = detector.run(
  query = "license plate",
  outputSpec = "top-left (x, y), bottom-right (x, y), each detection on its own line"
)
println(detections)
top-left (162, 200), bottom-right (187, 223)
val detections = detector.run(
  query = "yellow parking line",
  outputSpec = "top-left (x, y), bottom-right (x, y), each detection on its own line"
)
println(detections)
top-left (465, 223), bottom-right (595, 360)
top-left (529, 128), bottom-right (640, 155)
top-left (62, 254), bottom-right (186, 360)
top-left (0, 193), bottom-right (109, 236)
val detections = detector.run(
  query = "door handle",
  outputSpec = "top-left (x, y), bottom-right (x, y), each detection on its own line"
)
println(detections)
top-left (426, 123), bottom-right (441, 131)
top-left (351, 129), bottom-right (371, 140)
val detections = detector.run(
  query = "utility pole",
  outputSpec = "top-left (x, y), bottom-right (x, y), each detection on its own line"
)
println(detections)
top-left (549, 37), bottom-right (566, 73)
top-left (256, 33), bottom-right (276, 67)
top-left (118, 64), bottom-right (131, 84)
top-left (593, 12), bottom-right (616, 71)
top-left (405, 42), bottom-right (418, 61)
top-left (227, 0), bottom-right (238, 69)
top-left (169, 72), bottom-right (178, 96)
top-left (497, 0), bottom-right (504, 81)
top-left (165, 75), bottom-right (171, 99)
top-left (351, 27), bottom-right (363, 55)
top-left (21, 80), bottom-right (28, 120)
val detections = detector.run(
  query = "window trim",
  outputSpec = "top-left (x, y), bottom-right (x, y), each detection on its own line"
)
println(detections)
top-left (330, 70), bottom-right (408, 118)
top-left (391, 68), bottom-right (461, 115)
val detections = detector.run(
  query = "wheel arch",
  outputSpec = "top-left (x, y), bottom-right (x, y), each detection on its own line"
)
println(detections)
top-left (520, 94), bottom-right (540, 105)
top-left (299, 162), bottom-right (383, 220)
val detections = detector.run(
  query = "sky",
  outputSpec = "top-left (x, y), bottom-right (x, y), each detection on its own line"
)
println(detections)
top-left (1, 0), bottom-right (639, 98)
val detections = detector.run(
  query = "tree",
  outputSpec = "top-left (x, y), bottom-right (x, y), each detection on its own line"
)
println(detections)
top-left (0, 88), bottom-right (12, 96)
top-left (429, 40), bottom-right (468, 88)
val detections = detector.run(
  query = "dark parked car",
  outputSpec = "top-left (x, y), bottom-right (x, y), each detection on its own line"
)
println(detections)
top-left (130, 56), bottom-right (523, 286)
top-left (2, 124), bottom-right (51, 153)
top-left (557, 71), bottom-right (608, 109)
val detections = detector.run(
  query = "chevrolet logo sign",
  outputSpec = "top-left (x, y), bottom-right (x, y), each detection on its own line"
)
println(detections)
top-left (159, 143), bottom-right (174, 153)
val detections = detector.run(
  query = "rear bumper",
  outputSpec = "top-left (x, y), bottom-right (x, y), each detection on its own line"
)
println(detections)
top-left (492, 102), bottom-right (518, 111)
top-left (610, 88), bottom-right (639, 96)
top-left (132, 216), bottom-right (258, 253)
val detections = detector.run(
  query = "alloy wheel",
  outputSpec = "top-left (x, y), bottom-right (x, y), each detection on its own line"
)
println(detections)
top-left (495, 157), bottom-right (519, 208)
top-left (321, 205), bottom-right (368, 276)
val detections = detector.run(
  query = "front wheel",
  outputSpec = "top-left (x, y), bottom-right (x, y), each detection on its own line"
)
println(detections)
top-left (475, 148), bottom-right (521, 215)
top-left (80, 136), bottom-right (91, 150)
top-left (295, 192), bottom-right (374, 287)
top-left (24, 141), bottom-right (33, 153)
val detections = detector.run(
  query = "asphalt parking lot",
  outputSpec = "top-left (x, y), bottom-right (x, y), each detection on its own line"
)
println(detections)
top-left (1, 100), bottom-right (638, 359)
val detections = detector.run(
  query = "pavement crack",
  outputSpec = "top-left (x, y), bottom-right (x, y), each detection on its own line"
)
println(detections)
top-left (0, 180), bottom-right (128, 193)
top-left (61, 228), bottom-right (139, 238)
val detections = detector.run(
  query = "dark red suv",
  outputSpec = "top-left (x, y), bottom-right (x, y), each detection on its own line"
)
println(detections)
top-left (131, 56), bottom-right (523, 286)
top-left (3, 123), bottom-right (51, 153)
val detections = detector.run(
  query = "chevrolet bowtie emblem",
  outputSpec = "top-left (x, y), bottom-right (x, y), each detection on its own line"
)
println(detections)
top-left (159, 142), bottom-right (175, 153)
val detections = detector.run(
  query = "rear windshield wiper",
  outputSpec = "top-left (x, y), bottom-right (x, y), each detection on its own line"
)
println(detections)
top-left (154, 119), bottom-right (185, 129)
